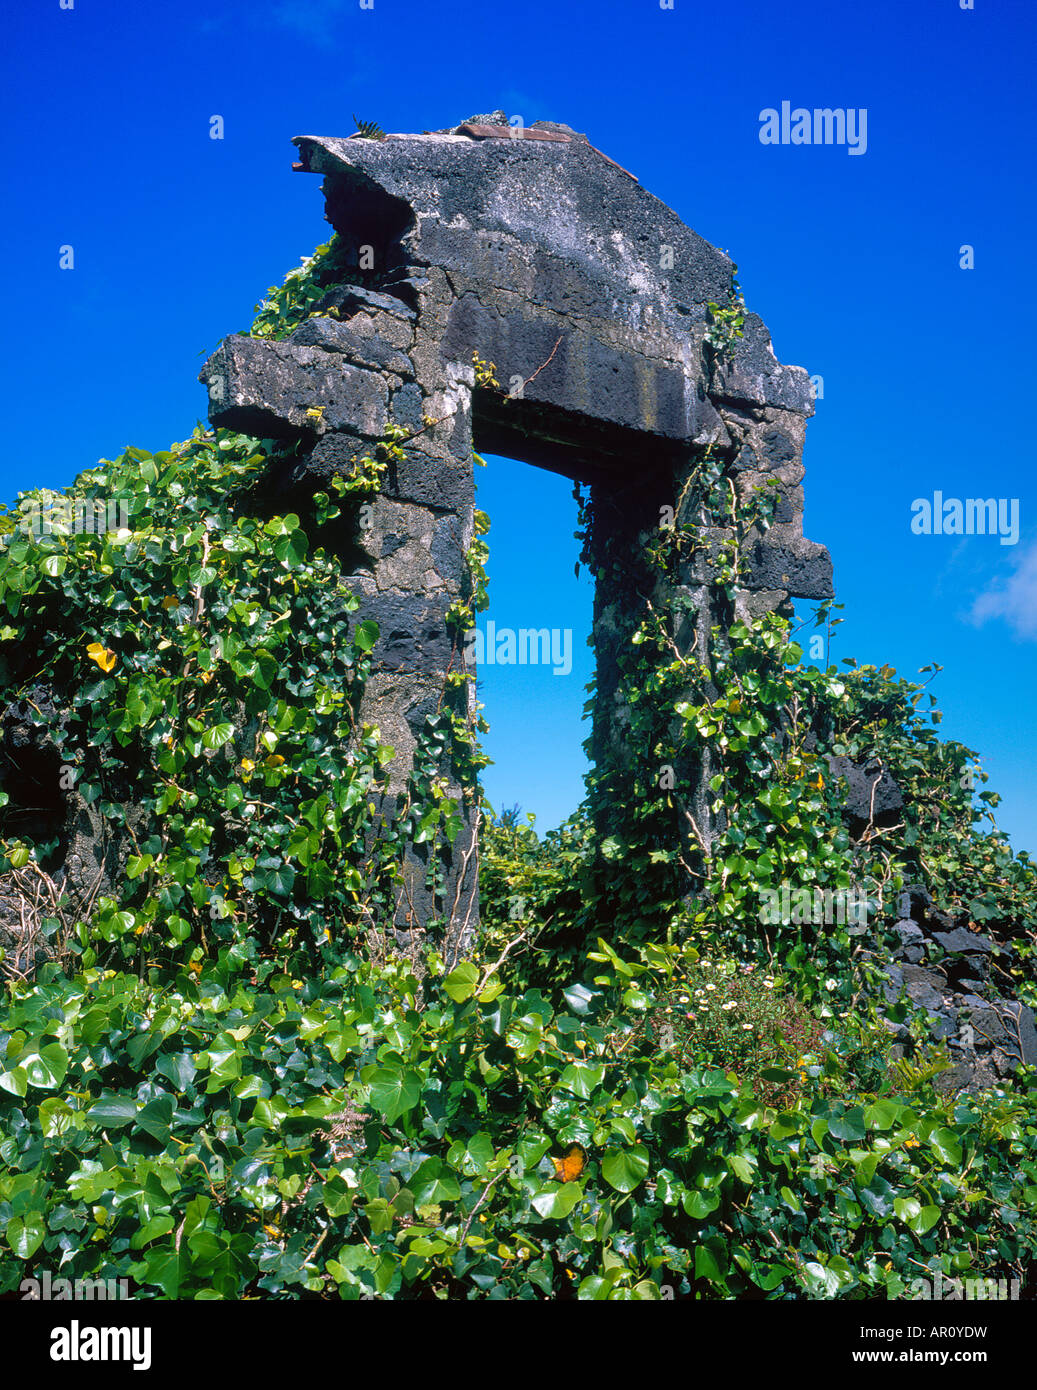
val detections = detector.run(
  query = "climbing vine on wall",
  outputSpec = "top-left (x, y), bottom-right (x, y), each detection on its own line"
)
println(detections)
top-left (249, 234), bottom-right (356, 341)
top-left (0, 235), bottom-right (1034, 1304)
top-left (0, 237), bottom-right (488, 976)
top-left (0, 427), bottom-right (410, 980)
top-left (536, 434), bottom-right (1037, 1016)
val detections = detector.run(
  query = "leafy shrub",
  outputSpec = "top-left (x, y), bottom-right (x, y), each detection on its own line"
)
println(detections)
top-left (0, 236), bottom-right (1035, 1302)
top-left (638, 952), bottom-right (829, 1109)
top-left (2, 937), bottom-right (1035, 1300)
top-left (0, 428), bottom-right (408, 981)
top-left (478, 807), bottom-right (595, 992)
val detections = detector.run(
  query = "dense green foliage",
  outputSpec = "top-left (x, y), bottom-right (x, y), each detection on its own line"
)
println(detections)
top-left (0, 238), bottom-right (1034, 1300)
top-left (0, 426), bottom-right (451, 974)
top-left (0, 932), bottom-right (1035, 1299)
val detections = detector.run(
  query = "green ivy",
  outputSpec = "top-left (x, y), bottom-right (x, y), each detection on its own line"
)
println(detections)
top-left (0, 234), bottom-right (1035, 1301)
top-left (248, 235), bottom-right (357, 342)
top-left (1, 937), bottom-right (1034, 1299)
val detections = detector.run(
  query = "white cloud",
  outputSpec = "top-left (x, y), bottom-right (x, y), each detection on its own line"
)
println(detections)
top-left (970, 540), bottom-right (1037, 639)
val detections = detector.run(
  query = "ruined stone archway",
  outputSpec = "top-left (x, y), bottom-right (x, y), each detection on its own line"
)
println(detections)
top-left (200, 114), bottom-right (833, 956)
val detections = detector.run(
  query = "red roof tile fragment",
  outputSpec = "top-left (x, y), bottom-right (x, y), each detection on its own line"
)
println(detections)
top-left (456, 123), bottom-right (572, 142)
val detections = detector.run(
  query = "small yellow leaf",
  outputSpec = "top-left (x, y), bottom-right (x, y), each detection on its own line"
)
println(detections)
top-left (86, 641), bottom-right (117, 672)
top-left (161, 596), bottom-right (178, 611)
top-left (264, 754), bottom-right (285, 768)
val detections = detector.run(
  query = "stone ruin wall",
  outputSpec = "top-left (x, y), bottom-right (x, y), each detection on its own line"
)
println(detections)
top-left (4, 115), bottom-right (1030, 1092)
top-left (199, 113), bottom-right (833, 953)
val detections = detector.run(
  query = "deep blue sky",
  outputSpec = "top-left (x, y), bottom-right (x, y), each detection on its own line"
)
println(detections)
top-left (3, 0), bottom-right (1035, 852)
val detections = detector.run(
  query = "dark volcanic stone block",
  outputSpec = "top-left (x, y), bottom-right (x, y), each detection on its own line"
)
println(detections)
top-left (712, 315), bottom-right (815, 415)
top-left (963, 1000), bottom-right (1037, 1067)
top-left (747, 537), bottom-right (834, 599)
top-left (931, 927), bottom-right (995, 956)
top-left (356, 591), bottom-right (455, 673)
top-left (826, 755), bottom-right (904, 824)
top-left (200, 334), bottom-right (388, 439)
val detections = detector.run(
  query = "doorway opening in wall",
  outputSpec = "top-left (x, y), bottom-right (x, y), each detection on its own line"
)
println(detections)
top-left (472, 454), bottom-right (594, 835)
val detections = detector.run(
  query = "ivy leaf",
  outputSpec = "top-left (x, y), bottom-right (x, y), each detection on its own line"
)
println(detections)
top-left (6, 1213), bottom-right (46, 1260)
top-left (530, 1182), bottom-right (582, 1219)
top-left (557, 1062), bottom-right (604, 1100)
top-left (202, 722), bottom-right (235, 750)
top-left (683, 1189), bottom-right (720, 1219)
top-left (156, 1051), bottom-right (197, 1092)
top-left (864, 1099), bottom-right (904, 1131)
top-left (22, 1043), bottom-right (69, 1090)
top-left (254, 650), bottom-right (279, 690)
top-left (137, 1246), bottom-right (181, 1299)
top-left (88, 1092), bottom-right (140, 1128)
top-left (928, 1128), bottom-right (963, 1166)
top-left (411, 1159), bottom-right (462, 1206)
top-left (562, 982), bottom-right (597, 1016)
top-left (0, 1066), bottom-right (28, 1098)
top-left (353, 620), bottom-right (379, 653)
top-left (694, 1240), bottom-right (727, 1281)
top-left (828, 1108), bottom-right (866, 1142)
top-left (274, 529), bottom-right (308, 567)
top-left (601, 1146), bottom-right (650, 1194)
top-left (443, 963), bottom-right (480, 1003)
top-left (728, 1152), bottom-right (756, 1184)
top-left (894, 1198), bottom-right (942, 1235)
top-left (135, 1095), bottom-right (176, 1143)
top-left (368, 1067), bottom-right (422, 1124)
